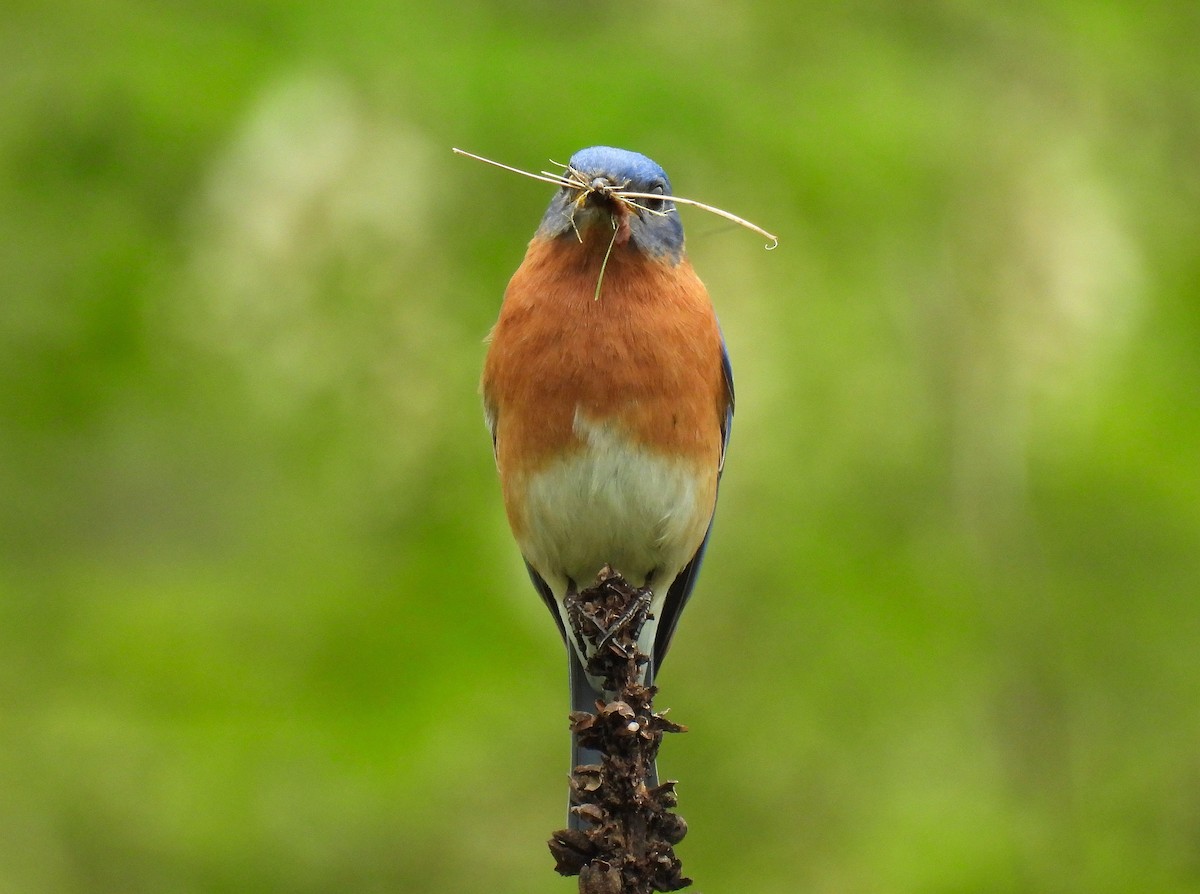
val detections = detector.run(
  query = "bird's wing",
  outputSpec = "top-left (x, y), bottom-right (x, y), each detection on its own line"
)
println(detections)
top-left (651, 523), bottom-right (712, 674)
top-left (717, 334), bottom-right (735, 474)
top-left (525, 560), bottom-right (564, 640)
top-left (483, 396), bottom-right (500, 466)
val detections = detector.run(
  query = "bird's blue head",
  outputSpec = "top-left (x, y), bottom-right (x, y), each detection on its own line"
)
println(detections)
top-left (536, 146), bottom-right (685, 263)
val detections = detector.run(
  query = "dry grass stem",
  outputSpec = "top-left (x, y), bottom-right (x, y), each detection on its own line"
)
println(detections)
top-left (453, 148), bottom-right (778, 249)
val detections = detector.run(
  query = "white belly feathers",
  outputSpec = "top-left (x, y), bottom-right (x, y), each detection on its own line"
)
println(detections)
top-left (517, 409), bottom-right (709, 601)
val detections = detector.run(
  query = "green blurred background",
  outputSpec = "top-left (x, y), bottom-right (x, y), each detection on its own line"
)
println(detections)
top-left (3, 1), bottom-right (1199, 891)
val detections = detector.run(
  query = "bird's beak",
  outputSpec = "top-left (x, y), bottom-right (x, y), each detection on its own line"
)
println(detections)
top-left (570, 175), bottom-right (633, 243)
top-left (576, 177), bottom-right (618, 211)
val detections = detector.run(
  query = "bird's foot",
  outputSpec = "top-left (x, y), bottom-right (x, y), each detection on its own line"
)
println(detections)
top-left (596, 588), bottom-right (653, 659)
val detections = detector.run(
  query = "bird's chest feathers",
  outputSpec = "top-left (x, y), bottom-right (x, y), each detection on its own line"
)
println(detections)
top-left (487, 239), bottom-right (721, 468)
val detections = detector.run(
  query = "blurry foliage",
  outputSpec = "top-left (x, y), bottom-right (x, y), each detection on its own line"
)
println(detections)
top-left (2, 1), bottom-right (1199, 892)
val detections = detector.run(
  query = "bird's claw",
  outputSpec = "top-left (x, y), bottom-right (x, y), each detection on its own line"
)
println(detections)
top-left (596, 590), bottom-right (653, 658)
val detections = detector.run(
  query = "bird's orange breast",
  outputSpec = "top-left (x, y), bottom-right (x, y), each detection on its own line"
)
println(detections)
top-left (482, 232), bottom-right (728, 493)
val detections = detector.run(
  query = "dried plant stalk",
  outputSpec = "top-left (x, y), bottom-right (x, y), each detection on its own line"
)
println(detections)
top-left (546, 567), bottom-right (693, 894)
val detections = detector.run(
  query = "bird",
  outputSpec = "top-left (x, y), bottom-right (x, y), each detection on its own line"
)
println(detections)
top-left (480, 146), bottom-right (733, 822)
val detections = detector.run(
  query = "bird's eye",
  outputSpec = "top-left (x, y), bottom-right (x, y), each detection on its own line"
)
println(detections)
top-left (643, 182), bottom-right (666, 213)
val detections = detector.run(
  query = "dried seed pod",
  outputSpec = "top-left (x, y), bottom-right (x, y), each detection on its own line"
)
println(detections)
top-left (571, 803), bottom-right (606, 826)
top-left (657, 813), bottom-right (688, 845)
top-left (548, 829), bottom-right (596, 875)
top-left (579, 860), bottom-right (624, 894)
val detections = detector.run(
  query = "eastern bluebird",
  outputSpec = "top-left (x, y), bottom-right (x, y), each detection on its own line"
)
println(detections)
top-left (480, 147), bottom-right (733, 820)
